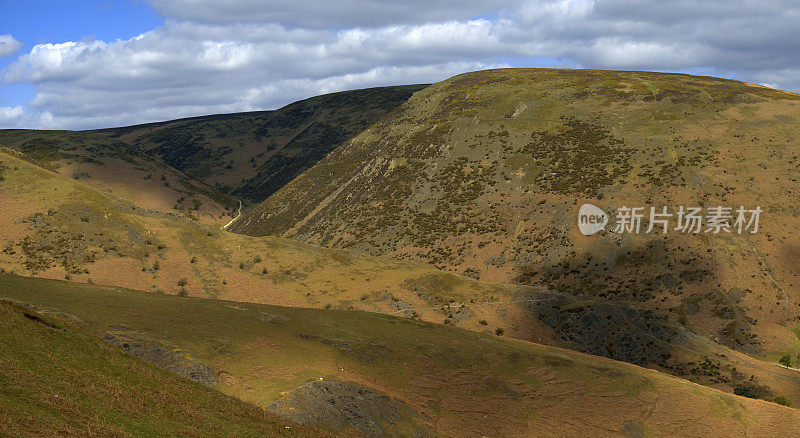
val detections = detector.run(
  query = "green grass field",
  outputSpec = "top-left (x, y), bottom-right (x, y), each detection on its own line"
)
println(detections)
top-left (0, 296), bottom-right (323, 437)
top-left (2, 274), bottom-right (798, 437)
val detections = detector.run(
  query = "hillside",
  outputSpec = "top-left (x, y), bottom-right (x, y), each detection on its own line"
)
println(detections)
top-left (0, 85), bottom-right (426, 228)
top-left (3, 102), bottom-right (800, 407)
top-left (0, 145), bottom-right (499, 321)
top-left (0, 133), bottom-right (236, 226)
top-left (3, 274), bottom-right (799, 437)
top-left (0, 297), bottom-right (322, 436)
top-left (94, 85), bottom-right (428, 203)
top-left (231, 69), bottom-right (800, 365)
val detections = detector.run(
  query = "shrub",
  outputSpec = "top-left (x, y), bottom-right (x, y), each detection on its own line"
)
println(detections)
top-left (479, 320), bottom-right (488, 325)
top-left (177, 277), bottom-right (187, 287)
top-left (495, 327), bottom-right (505, 336)
top-left (733, 382), bottom-right (769, 399)
top-left (779, 354), bottom-right (792, 368)
top-left (773, 395), bottom-right (792, 407)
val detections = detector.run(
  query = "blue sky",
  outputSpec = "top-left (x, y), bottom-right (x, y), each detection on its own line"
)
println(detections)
top-left (0, 0), bottom-right (162, 108)
top-left (1, 0), bottom-right (799, 129)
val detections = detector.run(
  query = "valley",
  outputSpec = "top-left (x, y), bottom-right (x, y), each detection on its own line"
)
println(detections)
top-left (2, 68), bottom-right (800, 436)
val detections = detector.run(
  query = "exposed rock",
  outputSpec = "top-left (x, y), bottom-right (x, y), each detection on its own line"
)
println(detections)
top-left (103, 332), bottom-right (217, 386)
top-left (389, 298), bottom-right (414, 317)
top-left (267, 380), bottom-right (435, 437)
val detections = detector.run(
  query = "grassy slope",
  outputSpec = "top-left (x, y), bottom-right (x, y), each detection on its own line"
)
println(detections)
top-left (0, 85), bottom-right (425, 225)
top-left (0, 143), bottom-right (516, 335)
top-left (2, 132), bottom-right (800, 406)
top-left (231, 69), bottom-right (800, 365)
top-left (0, 133), bottom-right (236, 226)
top-left (2, 274), bottom-right (799, 437)
top-left (94, 85), bottom-right (428, 204)
top-left (0, 298), bottom-right (322, 437)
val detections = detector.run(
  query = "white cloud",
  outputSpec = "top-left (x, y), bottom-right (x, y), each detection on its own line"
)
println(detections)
top-left (1, 0), bottom-right (800, 129)
top-left (0, 34), bottom-right (22, 58)
top-left (520, 0), bottom-right (596, 21)
top-left (147, 0), bottom-right (515, 28)
top-left (0, 105), bottom-right (57, 129)
top-left (1, 20), bottom-right (511, 129)
top-left (0, 105), bottom-right (24, 120)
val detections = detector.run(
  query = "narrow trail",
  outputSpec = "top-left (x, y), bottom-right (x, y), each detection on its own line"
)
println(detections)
top-left (282, 169), bottom-right (362, 238)
top-left (221, 200), bottom-right (242, 230)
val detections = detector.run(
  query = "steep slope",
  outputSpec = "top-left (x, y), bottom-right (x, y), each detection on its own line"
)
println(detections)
top-left (0, 85), bottom-right (425, 226)
top-left (0, 146), bottom-right (495, 319)
top-left (3, 121), bottom-right (800, 405)
top-left (0, 133), bottom-right (237, 226)
top-left (232, 68), bottom-right (800, 362)
top-left (0, 298), bottom-right (322, 436)
top-left (3, 274), bottom-right (799, 438)
top-left (94, 85), bottom-right (428, 203)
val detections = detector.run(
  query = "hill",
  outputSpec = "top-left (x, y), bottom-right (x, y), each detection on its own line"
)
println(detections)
top-left (0, 132), bottom-right (237, 226)
top-left (3, 101), bottom-right (800, 407)
top-left (0, 86), bottom-right (426, 227)
top-left (0, 145), bottom-right (498, 318)
top-left (2, 274), bottom-right (799, 437)
top-left (0, 297), bottom-right (323, 436)
top-left (231, 68), bottom-right (800, 366)
top-left (93, 85), bottom-right (428, 204)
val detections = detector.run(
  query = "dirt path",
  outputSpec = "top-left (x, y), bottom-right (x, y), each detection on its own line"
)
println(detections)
top-left (282, 167), bottom-right (364, 238)
top-left (221, 200), bottom-right (242, 230)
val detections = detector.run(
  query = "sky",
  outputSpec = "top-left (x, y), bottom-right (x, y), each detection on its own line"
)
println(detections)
top-left (0, 0), bottom-right (798, 130)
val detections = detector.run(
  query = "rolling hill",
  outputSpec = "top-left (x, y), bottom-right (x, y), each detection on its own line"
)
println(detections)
top-left (2, 124), bottom-right (800, 409)
top-left (230, 69), bottom-right (800, 371)
top-left (0, 85), bottom-right (426, 229)
top-left (0, 132), bottom-right (237, 226)
top-left (93, 85), bottom-right (428, 204)
top-left (0, 296), bottom-right (322, 436)
top-left (2, 274), bottom-right (799, 437)
top-left (0, 145), bottom-right (503, 323)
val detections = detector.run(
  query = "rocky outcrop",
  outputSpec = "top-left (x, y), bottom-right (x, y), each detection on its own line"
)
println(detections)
top-left (103, 331), bottom-right (217, 387)
top-left (267, 380), bottom-right (435, 437)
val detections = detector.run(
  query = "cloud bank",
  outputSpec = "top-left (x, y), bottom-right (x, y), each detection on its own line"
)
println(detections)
top-left (2, 0), bottom-right (799, 129)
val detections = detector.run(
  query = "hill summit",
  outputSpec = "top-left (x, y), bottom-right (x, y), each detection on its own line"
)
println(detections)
top-left (232, 68), bottom-right (800, 362)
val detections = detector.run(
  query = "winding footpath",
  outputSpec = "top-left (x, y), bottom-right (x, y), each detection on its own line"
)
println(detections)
top-left (221, 200), bottom-right (242, 230)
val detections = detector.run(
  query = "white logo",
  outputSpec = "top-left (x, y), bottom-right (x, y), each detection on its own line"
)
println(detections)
top-left (578, 204), bottom-right (608, 236)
